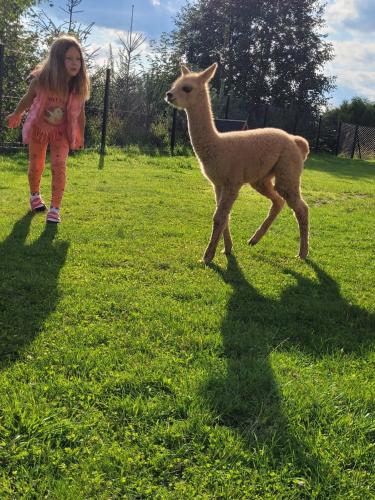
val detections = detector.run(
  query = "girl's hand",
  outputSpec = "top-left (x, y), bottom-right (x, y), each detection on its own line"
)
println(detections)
top-left (6, 112), bottom-right (23, 128)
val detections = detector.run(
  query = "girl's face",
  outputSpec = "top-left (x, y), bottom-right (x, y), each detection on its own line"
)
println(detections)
top-left (64, 46), bottom-right (82, 78)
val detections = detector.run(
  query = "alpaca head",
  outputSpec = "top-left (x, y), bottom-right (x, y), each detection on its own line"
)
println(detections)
top-left (165, 63), bottom-right (218, 110)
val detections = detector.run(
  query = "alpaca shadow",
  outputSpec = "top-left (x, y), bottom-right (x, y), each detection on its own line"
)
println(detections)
top-left (0, 214), bottom-right (69, 369)
top-left (203, 256), bottom-right (374, 480)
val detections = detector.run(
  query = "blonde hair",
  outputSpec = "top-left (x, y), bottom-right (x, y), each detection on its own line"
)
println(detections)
top-left (33, 35), bottom-right (90, 100)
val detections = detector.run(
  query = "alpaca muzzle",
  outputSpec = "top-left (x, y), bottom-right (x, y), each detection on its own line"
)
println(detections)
top-left (165, 92), bottom-right (175, 103)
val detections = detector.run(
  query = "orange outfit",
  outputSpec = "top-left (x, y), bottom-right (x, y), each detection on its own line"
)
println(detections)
top-left (23, 89), bottom-right (85, 208)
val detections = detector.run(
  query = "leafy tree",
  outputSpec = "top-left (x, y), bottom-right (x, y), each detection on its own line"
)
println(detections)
top-left (117, 5), bottom-right (146, 102)
top-left (28, 0), bottom-right (98, 65)
top-left (324, 97), bottom-right (375, 127)
top-left (0, 1), bottom-right (40, 99)
top-left (142, 33), bottom-right (187, 147)
top-left (169, 0), bottom-right (335, 114)
top-left (145, 34), bottom-right (181, 114)
top-left (107, 5), bottom-right (148, 146)
top-left (0, 0), bottom-right (40, 144)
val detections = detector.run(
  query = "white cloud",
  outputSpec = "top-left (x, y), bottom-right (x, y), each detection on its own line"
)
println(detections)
top-left (151, 0), bottom-right (183, 14)
top-left (326, 40), bottom-right (375, 100)
top-left (322, 1), bottom-right (375, 102)
top-left (326, 0), bottom-right (358, 33)
top-left (326, 0), bottom-right (375, 35)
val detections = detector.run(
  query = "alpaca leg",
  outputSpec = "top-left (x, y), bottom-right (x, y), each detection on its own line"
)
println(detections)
top-left (273, 152), bottom-right (309, 259)
top-left (290, 197), bottom-right (309, 259)
top-left (214, 185), bottom-right (233, 255)
top-left (248, 178), bottom-right (285, 246)
top-left (204, 186), bottom-right (239, 264)
top-left (275, 185), bottom-right (309, 259)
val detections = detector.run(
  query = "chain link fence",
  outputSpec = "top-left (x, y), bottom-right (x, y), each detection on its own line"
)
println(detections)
top-left (336, 122), bottom-right (375, 159)
top-left (170, 100), bottom-right (375, 160)
top-left (1, 43), bottom-right (375, 160)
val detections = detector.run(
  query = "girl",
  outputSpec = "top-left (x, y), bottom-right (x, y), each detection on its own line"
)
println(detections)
top-left (6, 35), bottom-right (90, 223)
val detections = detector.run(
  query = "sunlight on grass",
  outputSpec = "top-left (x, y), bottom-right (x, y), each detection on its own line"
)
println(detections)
top-left (0, 150), bottom-right (374, 497)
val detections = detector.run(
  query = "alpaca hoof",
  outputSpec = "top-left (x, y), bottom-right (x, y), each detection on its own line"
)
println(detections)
top-left (298, 252), bottom-right (308, 260)
top-left (203, 251), bottom-right (215, 264)
top-left (248, 235), bottom-right (259, 246)
top-left (221, 248), bottom-right (232, 255)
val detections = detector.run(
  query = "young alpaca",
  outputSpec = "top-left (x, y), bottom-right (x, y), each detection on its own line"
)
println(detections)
top-left (166, 63), bottom-right (310, 264)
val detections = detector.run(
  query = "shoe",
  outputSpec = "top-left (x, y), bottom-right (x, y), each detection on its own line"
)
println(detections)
top-left (46, 209), bottom-right (61, 223)
top-left (30, 195), bottom-right (47, 212)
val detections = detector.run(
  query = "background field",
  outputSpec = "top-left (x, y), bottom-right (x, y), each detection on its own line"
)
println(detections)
top-left (0, 150), bottom-right (374, 498)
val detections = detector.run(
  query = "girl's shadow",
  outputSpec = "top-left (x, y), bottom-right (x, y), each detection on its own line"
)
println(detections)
top-left (0, 214), bottom-right (69, 369)
top-left (204, 256), bottom-right (374, 481)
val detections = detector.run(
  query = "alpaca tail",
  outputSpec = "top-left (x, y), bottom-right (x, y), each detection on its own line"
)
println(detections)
top-left (294, 136), bottom-right (310, 161)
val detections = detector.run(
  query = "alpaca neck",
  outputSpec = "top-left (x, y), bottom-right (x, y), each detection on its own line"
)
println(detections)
top-left (186, 90), bottom-right (218, 158)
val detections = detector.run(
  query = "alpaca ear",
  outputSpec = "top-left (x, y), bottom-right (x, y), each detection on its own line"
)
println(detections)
top-left (181, 64), bottom-right (191, 75)
top-left (199, 63), bottom-right (218, 82)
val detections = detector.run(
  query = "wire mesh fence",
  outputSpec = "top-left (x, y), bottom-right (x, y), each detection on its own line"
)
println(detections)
top-left (336, 123), bottom-right (375, 160)
top-left (2, 89), bottom-right (375, 160)
top-left (357, 125), bottom-right (375, 159)
top-left (1, 42), bottom-right (375, 160)
top-left (169, 102), bottom-right (375, 160)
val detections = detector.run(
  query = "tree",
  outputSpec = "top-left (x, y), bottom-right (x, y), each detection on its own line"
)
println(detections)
top-left (146, 33), bottom-right (182, 111)
top-left (0, 1), bottom-right (40, 98)
top-left (107, 5), bottom-right (149, 146)
top-left (117, 4), bottom-right (146, 102)
top-left (28, 0), bottom-right (98, 65)
top-left (169, 0), bottom-right (335, 114)
top-left (0, 0), bottom-right (40, 143)
top-left (143, 33), bottom-right (186, 147)
top-left (324, 98), bottom-right (375, 127)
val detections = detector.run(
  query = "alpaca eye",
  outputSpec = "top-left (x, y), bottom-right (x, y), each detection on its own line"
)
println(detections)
top-left (182, 86), bottom-right (192, 93)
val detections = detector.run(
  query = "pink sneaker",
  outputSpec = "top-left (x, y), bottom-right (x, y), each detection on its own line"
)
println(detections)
top-left (46, 209), bottom-right (61, 223)
top-left (30, 195), bottom-right (47, 212)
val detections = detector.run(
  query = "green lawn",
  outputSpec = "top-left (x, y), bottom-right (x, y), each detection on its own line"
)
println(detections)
top-left (0, 149), bottom-right (374, 498)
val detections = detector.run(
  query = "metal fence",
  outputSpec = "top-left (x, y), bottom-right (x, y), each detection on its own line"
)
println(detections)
top-left (1, 43), bottom-right (375, 160)
top-left (336, 122), bottom-right (375, 159)
top-left (0, 64), bottom-right (172, 157)
top-left (169, 101), bottom-right (375, 160)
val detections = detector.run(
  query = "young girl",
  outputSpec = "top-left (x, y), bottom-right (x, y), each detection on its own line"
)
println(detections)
top-left (6, 35), bottom-right (90, 223)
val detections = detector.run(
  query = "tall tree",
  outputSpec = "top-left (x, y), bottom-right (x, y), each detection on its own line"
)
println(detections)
top-left (109, 4), bottom-right (148, 145)
top-left (0, 0), bottom-right (40, 137)
top-left (324, 98), bottom-right (375, 127)
top-left (0, 1), bottom-right (40, 97)
top-left (117, 4), bottom-right (146, 103)
top-left (28, 0), bottom-right (98, 65)
top-left (170, 0), bottom-right (335, 113)
top-left (146, 32), bottom-right (181, 108)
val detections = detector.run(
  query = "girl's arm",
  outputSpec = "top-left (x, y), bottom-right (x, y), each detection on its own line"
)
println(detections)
top-left (6, 79), bottom-right (38, 128)
top-left (76, 105), bottom-right (86, 148)
top-left (79, 106), bottom-right (86, 129)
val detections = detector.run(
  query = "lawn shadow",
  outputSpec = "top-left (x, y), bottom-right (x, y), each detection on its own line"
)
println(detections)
top-left (306, 154), bottom-right (375, 180)
top-left (0, 213), bottom-right (69, 369)
top-left (203, 256), bottom-right (374, 488)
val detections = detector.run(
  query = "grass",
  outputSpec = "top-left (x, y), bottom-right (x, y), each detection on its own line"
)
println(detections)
top-left (0, 149), bottom-right (374, 498)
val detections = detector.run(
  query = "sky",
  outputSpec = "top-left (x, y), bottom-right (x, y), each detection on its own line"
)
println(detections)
top-left (31, 0), bottom-right (375, 107)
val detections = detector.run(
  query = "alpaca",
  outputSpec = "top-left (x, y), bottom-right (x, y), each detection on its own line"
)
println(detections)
top-left (165, 63), bottom-right (310, 264)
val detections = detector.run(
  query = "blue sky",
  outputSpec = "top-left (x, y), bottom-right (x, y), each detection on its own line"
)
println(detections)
top-left (36, 0), bottom-right (184, 39)
top-left (32, 0), bottom-right (375, 107)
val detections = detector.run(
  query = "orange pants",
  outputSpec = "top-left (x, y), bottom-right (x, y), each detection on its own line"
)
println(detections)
top-left (28, 134), bottom-right (70, 208)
